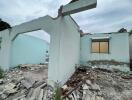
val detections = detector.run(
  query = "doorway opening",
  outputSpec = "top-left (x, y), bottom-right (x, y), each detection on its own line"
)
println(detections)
top-left (11, 30), bottom-right (50, 81)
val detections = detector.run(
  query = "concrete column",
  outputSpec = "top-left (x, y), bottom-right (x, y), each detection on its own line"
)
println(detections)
top-left (48, 16), bottom-right (80, 86)
top-left (0, 30), bottom-right (12, 70)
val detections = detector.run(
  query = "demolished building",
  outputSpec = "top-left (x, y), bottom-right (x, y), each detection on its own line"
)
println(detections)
top-left (0, 0), bottom-right (132, 99)
top-left (80, 32), bottom-right (130, 72)
top-left (0, 0), bottom-right (131, 88)
top-left (0, 0), bottom-right (97, 86)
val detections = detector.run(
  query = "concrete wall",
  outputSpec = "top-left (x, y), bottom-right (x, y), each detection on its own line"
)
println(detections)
top-left (0, 15), bottom-right (80, 85)
top-left (11, 34), bottom-right (49, 67)
top-left (48, 16), bottom-right (80, 85)
top-left (129, 35), bottom-right (132, 59)
top-left (0, 15), bottom-right (54, 70)
top-left (62, 0), bottom-right (97, 15)
top-left (0, 30), bottom-right (11, 70)
top-left (80, 33), bottom-right (130, 65)
top-left (0, 0), bottom-right (97, 85)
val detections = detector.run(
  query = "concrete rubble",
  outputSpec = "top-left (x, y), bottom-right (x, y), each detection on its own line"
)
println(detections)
top-left (61, 66), bottom-right (132, 100)
top-left (0, 64), bottom-right (132, 100)
top-left (0, 64), bottom-right (48, 100)
top-left (86, 60), bottom-right (130, 72)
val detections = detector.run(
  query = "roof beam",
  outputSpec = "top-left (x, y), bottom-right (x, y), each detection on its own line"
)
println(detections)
top-left (62, 0), bottom-right (97, 16)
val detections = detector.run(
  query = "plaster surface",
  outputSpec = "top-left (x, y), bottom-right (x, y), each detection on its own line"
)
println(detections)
top-left (80, 33), bottom-right (130, 65)
top-left (11, 34), bottom-right (49, 67)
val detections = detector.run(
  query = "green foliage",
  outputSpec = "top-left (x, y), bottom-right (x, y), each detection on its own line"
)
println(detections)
top-left (0, 67), bottom-right (4, 79)
top-left (53, 83), bottom-right (62, 100)
top-left (129, 30), bottom-right (132, 35)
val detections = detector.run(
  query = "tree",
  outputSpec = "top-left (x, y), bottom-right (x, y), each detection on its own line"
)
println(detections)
top-left (129, 30), bottom-right (132, 35)
top-left (0, 19), bottom-right (11, 31)
top-left (118, 28), bottom-right (127, 33)
top-left (69, 0), bottom-right (79, 4)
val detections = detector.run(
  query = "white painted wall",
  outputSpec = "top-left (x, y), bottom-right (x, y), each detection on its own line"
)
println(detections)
top-left (129, 35), bottom-right (132, 59)
top-left (0, 15), bottom-right (54, 70)
top-left (0, 0), bottom-right (97, 85)
top-left (48, 16), bottom-right (80, 85)
top-left (0, 30), bottom-right (11, 70)
top-left (80, 33), bottom-right (130, 65)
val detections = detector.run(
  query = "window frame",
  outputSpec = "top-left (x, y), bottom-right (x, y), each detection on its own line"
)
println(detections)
top-left (91, 38), bottom-right (109, 54)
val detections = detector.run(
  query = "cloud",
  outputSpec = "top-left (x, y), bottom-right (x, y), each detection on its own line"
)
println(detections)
top-left (0, 0), bottom-right (132, 41)
top-left (72, 0), bottom-right (132, 33)
top-left (23, 30), bottom-right (50, 43)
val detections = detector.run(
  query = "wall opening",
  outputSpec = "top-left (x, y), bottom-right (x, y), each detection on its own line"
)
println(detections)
top-left (11, 30), bottom-right (50, 68)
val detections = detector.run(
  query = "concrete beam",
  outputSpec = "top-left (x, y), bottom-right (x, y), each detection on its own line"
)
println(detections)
top-left (10, 15), bottom-right (55, 41)
top-left (62, 0), bottom-right (97, 15)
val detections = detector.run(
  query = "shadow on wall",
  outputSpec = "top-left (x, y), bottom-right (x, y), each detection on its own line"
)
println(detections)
top-left (130, 59), bottom-right (132, 71)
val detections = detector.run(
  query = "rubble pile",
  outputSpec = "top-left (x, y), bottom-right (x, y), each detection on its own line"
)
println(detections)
top-left (87, 60), bottom-right (130, 72)
top-left (87, 60), bottom-right (129, 66)
top-left (0, 64), bottom-right (132, 100)
top-left (0, 64), bottom-right (48, 100)
top-left (62, 67), bottom-right (132, 100)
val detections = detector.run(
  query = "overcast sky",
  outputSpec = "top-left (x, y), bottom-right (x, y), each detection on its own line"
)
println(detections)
top-left (0, 0), bottom-right (132, 42)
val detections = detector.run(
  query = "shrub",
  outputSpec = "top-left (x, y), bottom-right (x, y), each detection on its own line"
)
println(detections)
top-left (53, 83), bottom-right (62, 100)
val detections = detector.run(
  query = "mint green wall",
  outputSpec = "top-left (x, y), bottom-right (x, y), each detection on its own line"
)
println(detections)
top-left (11, 34), bottom-right (49, 67)
top-left (80, 33), bottom-right (130, 65)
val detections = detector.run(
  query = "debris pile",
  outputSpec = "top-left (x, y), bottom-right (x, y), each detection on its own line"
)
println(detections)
top-left (0, 64), bottom-right (132, 100)
top-left (0, 64), bottom-right (48, 100)
top-left (87, 60), bottom-right (130, 72)
top-left (61, 67), bottom-right (132, 100)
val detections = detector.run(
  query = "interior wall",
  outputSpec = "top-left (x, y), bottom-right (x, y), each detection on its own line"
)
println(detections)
top-left (11, 34), bottom-right (49, 67)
